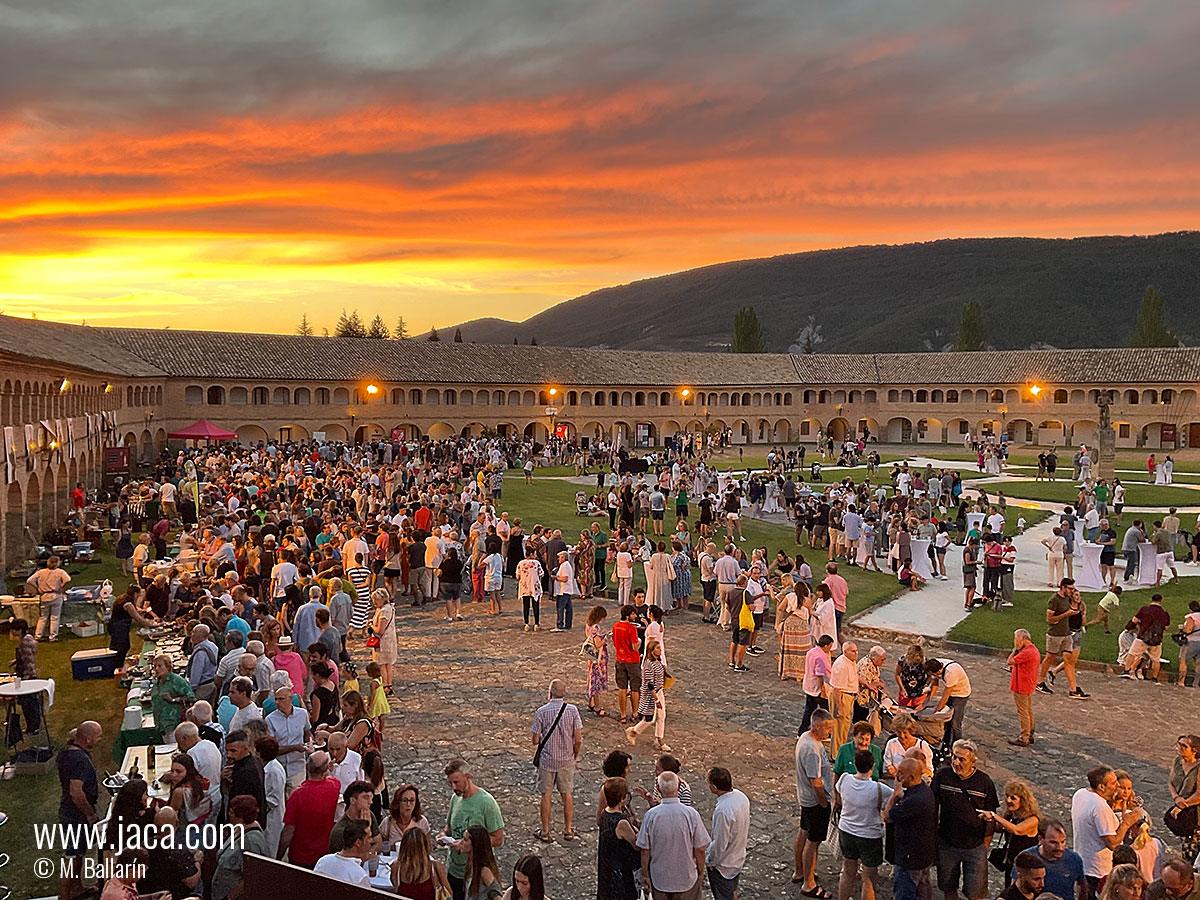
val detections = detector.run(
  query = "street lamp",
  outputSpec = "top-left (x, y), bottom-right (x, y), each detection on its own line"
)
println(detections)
top-left (366, 383), bottom-right (379, 397)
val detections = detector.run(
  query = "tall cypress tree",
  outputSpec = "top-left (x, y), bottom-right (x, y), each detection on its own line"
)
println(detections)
top-left (454, 328), bottom-right (464, 342)
top-left (952, 300), bottom-right (989, 351)
top-left (296, 313), bottom-right (314, 336)
top-left (731, 306), bottom-right (767, 353)
top-left (1127, 286), bottom-right (1180, 347)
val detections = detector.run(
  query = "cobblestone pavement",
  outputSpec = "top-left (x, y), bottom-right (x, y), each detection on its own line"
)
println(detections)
top-left (369, 591), bottom-right (1189, 900)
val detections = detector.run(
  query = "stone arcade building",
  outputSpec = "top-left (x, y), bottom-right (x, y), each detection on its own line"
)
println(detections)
top-left (3, 313), bottom-right (1200, 565)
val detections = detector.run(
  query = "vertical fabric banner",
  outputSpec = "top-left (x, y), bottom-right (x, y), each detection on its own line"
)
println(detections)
top-left (4, 425), bottom-right (14, 484)
top-left (67, 417), bottom-right (76, 457)
top-left (24, 423), bottom-right (36, 470)
top-left (56, 418), bottom-right (66, 461)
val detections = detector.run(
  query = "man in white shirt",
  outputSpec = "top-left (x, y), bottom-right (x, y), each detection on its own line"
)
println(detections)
top-left (1071, 765), bottom-right (1143, 891)
top-left (987, 508), bottom-right (1006, 537)
top-left (327, 732), bottom-right (364, 819)
top-left (714, 546), bottom-right (743, 629)
top-left (828, 642), bottom-right (860, 752)
top-left (706, 767), bottom-right (750, 900)
top-left (312, 819), bottom-right (371, 887)
top-left (424, 526), bottom-right (445, 602)
top-left (343, 527), bottom-right (370, 575)
top-left (924, 658), bottom-right (971, 748)
top-left (175, 721), bottom-right (224, 820)
top-left (269, 550), bottom-right (299, 600)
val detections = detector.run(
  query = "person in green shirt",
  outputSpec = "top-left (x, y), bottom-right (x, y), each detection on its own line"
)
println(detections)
top-left (833, 721), bottom-right (884, 781)
top-left (441, 759), bottom-right (505, 889)
top-left (150, 654), bottom-right (194, 738)
top-left (590, 522), bottom-right (609, 595)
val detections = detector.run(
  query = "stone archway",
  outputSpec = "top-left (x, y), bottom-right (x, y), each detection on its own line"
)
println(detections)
top-left (885, 417), bottom-right (913, 443)
top-left (317, 423), bottom-right (349, 443)
top-left (236, 424), bottom-right (270, 446)
top-left (427, 422), bottom-right (456, 441)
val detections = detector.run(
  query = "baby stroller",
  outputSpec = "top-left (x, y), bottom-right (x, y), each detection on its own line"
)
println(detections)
top-left (878, 697), bottom-right (954, 768)
top-left (574, 491), bottom-right (589, 515)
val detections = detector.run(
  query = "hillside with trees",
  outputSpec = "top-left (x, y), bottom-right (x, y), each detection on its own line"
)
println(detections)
top-left (442, 233), bottom-right (1200, 352)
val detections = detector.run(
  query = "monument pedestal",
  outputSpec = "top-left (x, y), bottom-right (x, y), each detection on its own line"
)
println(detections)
top-left (1097, 425), bottom-right (1116, 482)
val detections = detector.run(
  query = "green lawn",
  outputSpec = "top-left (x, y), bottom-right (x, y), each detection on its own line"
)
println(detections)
top-left (963, 479), bottom-right (1200, 508)
top-left (948, 576), bottom-right (1196, 667)
top-left (495, 479), bottom-right (903, 616)
top-left (4, 550), bottom-right (143, 899)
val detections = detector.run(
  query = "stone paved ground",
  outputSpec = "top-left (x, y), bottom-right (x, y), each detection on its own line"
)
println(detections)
top-left (368, 591), bottom-right (1189, 900)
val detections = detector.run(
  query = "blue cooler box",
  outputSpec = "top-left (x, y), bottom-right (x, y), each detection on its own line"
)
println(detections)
top-left (71, 648), bottom-right (121, 680)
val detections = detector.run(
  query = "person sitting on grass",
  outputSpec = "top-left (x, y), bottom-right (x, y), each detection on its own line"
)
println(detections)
top-left (898, 558), bottom-right (926, 592)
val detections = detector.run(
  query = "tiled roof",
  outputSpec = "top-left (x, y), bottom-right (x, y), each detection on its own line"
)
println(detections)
top-left (2, 316), bottom-right (1198, 387)
top-left (93, 327), bottom-right (799, 387)
top-left (0, 316), bottom-right (165, 377)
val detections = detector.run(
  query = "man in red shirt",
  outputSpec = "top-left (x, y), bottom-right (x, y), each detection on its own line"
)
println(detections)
top-left (611, 605), bottom-right (642, 723)
top-left (1123, 592), bottom-right (1171, 681)
top-left (1007, 629), bottom-right (1041, 747)
top-left (278, 750), bottom-right (341, 867)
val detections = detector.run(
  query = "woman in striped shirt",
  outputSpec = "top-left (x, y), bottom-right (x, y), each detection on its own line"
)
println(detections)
top-left (346, 551), bottom-right (373, 636)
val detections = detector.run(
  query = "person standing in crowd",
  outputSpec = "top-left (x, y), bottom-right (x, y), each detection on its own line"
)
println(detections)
top-left (27, 554), bottom-right (71, 643)
top-left (800, 635), bottom-right (835, 735)
top-left (1007, 630), bottom-right (1040, 747)
top-left (1146, 858), bottom-right (1198, 900)
top-left (1037, 579), bottom-right (1090, 699)
top-left (531, 679), bottom-right (583, 843)
top-left (611, 605), bottom-right (641, 725)
top-left (1167, 735), bottom-right (1200, 863)
top-left (794, 708), bottom-right (835, 897)
top-left (1071, 765), bottom-right (1145, 899)
top-left (998, 851), bottom-right (1046, 900)
top-left (626, 637), bottom-right (669, 752)
top-left (1027, 818), bottom-right (1087, 900)
top-left (883, 757), bottom-right (938, 900)
top-left (552, 549), bottom-right (579, 632)
top-left (923, 657), bottom-right (971, 749)
top-left (58, 720), bottom-right (103, 900)
top-left (276, 750), bottom-right (340, 867)
top-left (829, 642), bottom-right (860, 753)
top-left (930, 739), bottom-right (998, 900)
top-left (835, 748), bottom-right (893, 900)
top-left (706, 766), bottom-right (750, 900)
top-left (442, 758), bottom-right (505, 900)
top-left (636, 770), bottom-right (710, 900)
top-left (1122, 593), bottom-right (1171, 682)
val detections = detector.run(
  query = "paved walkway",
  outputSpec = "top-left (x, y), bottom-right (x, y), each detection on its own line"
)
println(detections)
top-left (369, 598), bottom-right (1188, 900)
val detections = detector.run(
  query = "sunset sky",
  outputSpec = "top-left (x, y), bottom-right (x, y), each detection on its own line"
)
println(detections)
top-left (2, 0), bottom-right (1199, 335)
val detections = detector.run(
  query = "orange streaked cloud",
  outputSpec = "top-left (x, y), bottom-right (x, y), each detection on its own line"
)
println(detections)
top-left (1, 0), bottom-right (1199, 334)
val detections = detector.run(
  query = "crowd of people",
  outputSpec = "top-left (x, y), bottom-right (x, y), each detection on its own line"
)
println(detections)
top-left (39, 433), bottom-right (1200, 900)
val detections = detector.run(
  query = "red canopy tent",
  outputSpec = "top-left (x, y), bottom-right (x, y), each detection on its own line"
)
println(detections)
top-left (167, 419), bottom-right (238, 442)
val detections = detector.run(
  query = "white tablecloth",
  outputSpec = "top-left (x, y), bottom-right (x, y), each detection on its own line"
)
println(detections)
top-left (1155, 464), bottom-right (1167, 485)
top-left (909, 538), bottom-right (933, 580)
top-left (1138, 543), bottom-right (1160, 585)
top-left (1076, 543), bottom-right (1106, 591)
top-left (0, 677), bottom-right (55, 709)
top-left (1072, 521), bottom-right (1085, 558)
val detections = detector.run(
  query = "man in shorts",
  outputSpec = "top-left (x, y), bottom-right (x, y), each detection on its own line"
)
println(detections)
top-left (1122, 593), bottom-right (1171, 681)
top-left (793, 708), bottom-right (835, 894)
top-left (728, 574), bottom-right (754, 672)
top-left (530, 679), bottom-right (583, 841)
top-left (611, 606), bottom-right (642, 722)
top-left (1037, 579), bottom-right (1084, 696)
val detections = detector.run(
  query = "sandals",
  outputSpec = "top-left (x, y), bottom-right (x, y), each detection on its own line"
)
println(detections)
top-left (536, 831), bottom-right (553, 843)
top-left (802, 887), bottom-right (832, 899)
top-left (619, 715), bottom-right (628, 724)
top-left (562, 830), bottom-right (578, 841)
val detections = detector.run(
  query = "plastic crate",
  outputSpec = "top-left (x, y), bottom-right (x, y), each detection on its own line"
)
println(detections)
top-left (71, 620), bottom-right (103, 638)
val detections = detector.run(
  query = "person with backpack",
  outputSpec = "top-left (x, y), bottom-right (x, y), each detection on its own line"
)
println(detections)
top-left (1122, 593), bottom-right (1171, 682)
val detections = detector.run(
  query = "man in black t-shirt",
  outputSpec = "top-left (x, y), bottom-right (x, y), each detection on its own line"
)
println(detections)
top-left (58, 720), bottom-right (102, 899)
top-left (1123, 593), bottom-right (1171, 681)
top-left (930, 739), bottom-right (999, 900)
top-left (997, 851), bottom-right (1046, 900)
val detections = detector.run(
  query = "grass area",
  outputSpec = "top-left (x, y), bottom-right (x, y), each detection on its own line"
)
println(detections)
top-left (4, 550), bottom-right (143, 899)
top-left (948, 576), bottom-right (1196, 667)
top-left (495, 479), bottom-right (903, 616)
top-left (962, 480), bottom-right (1200, 508)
